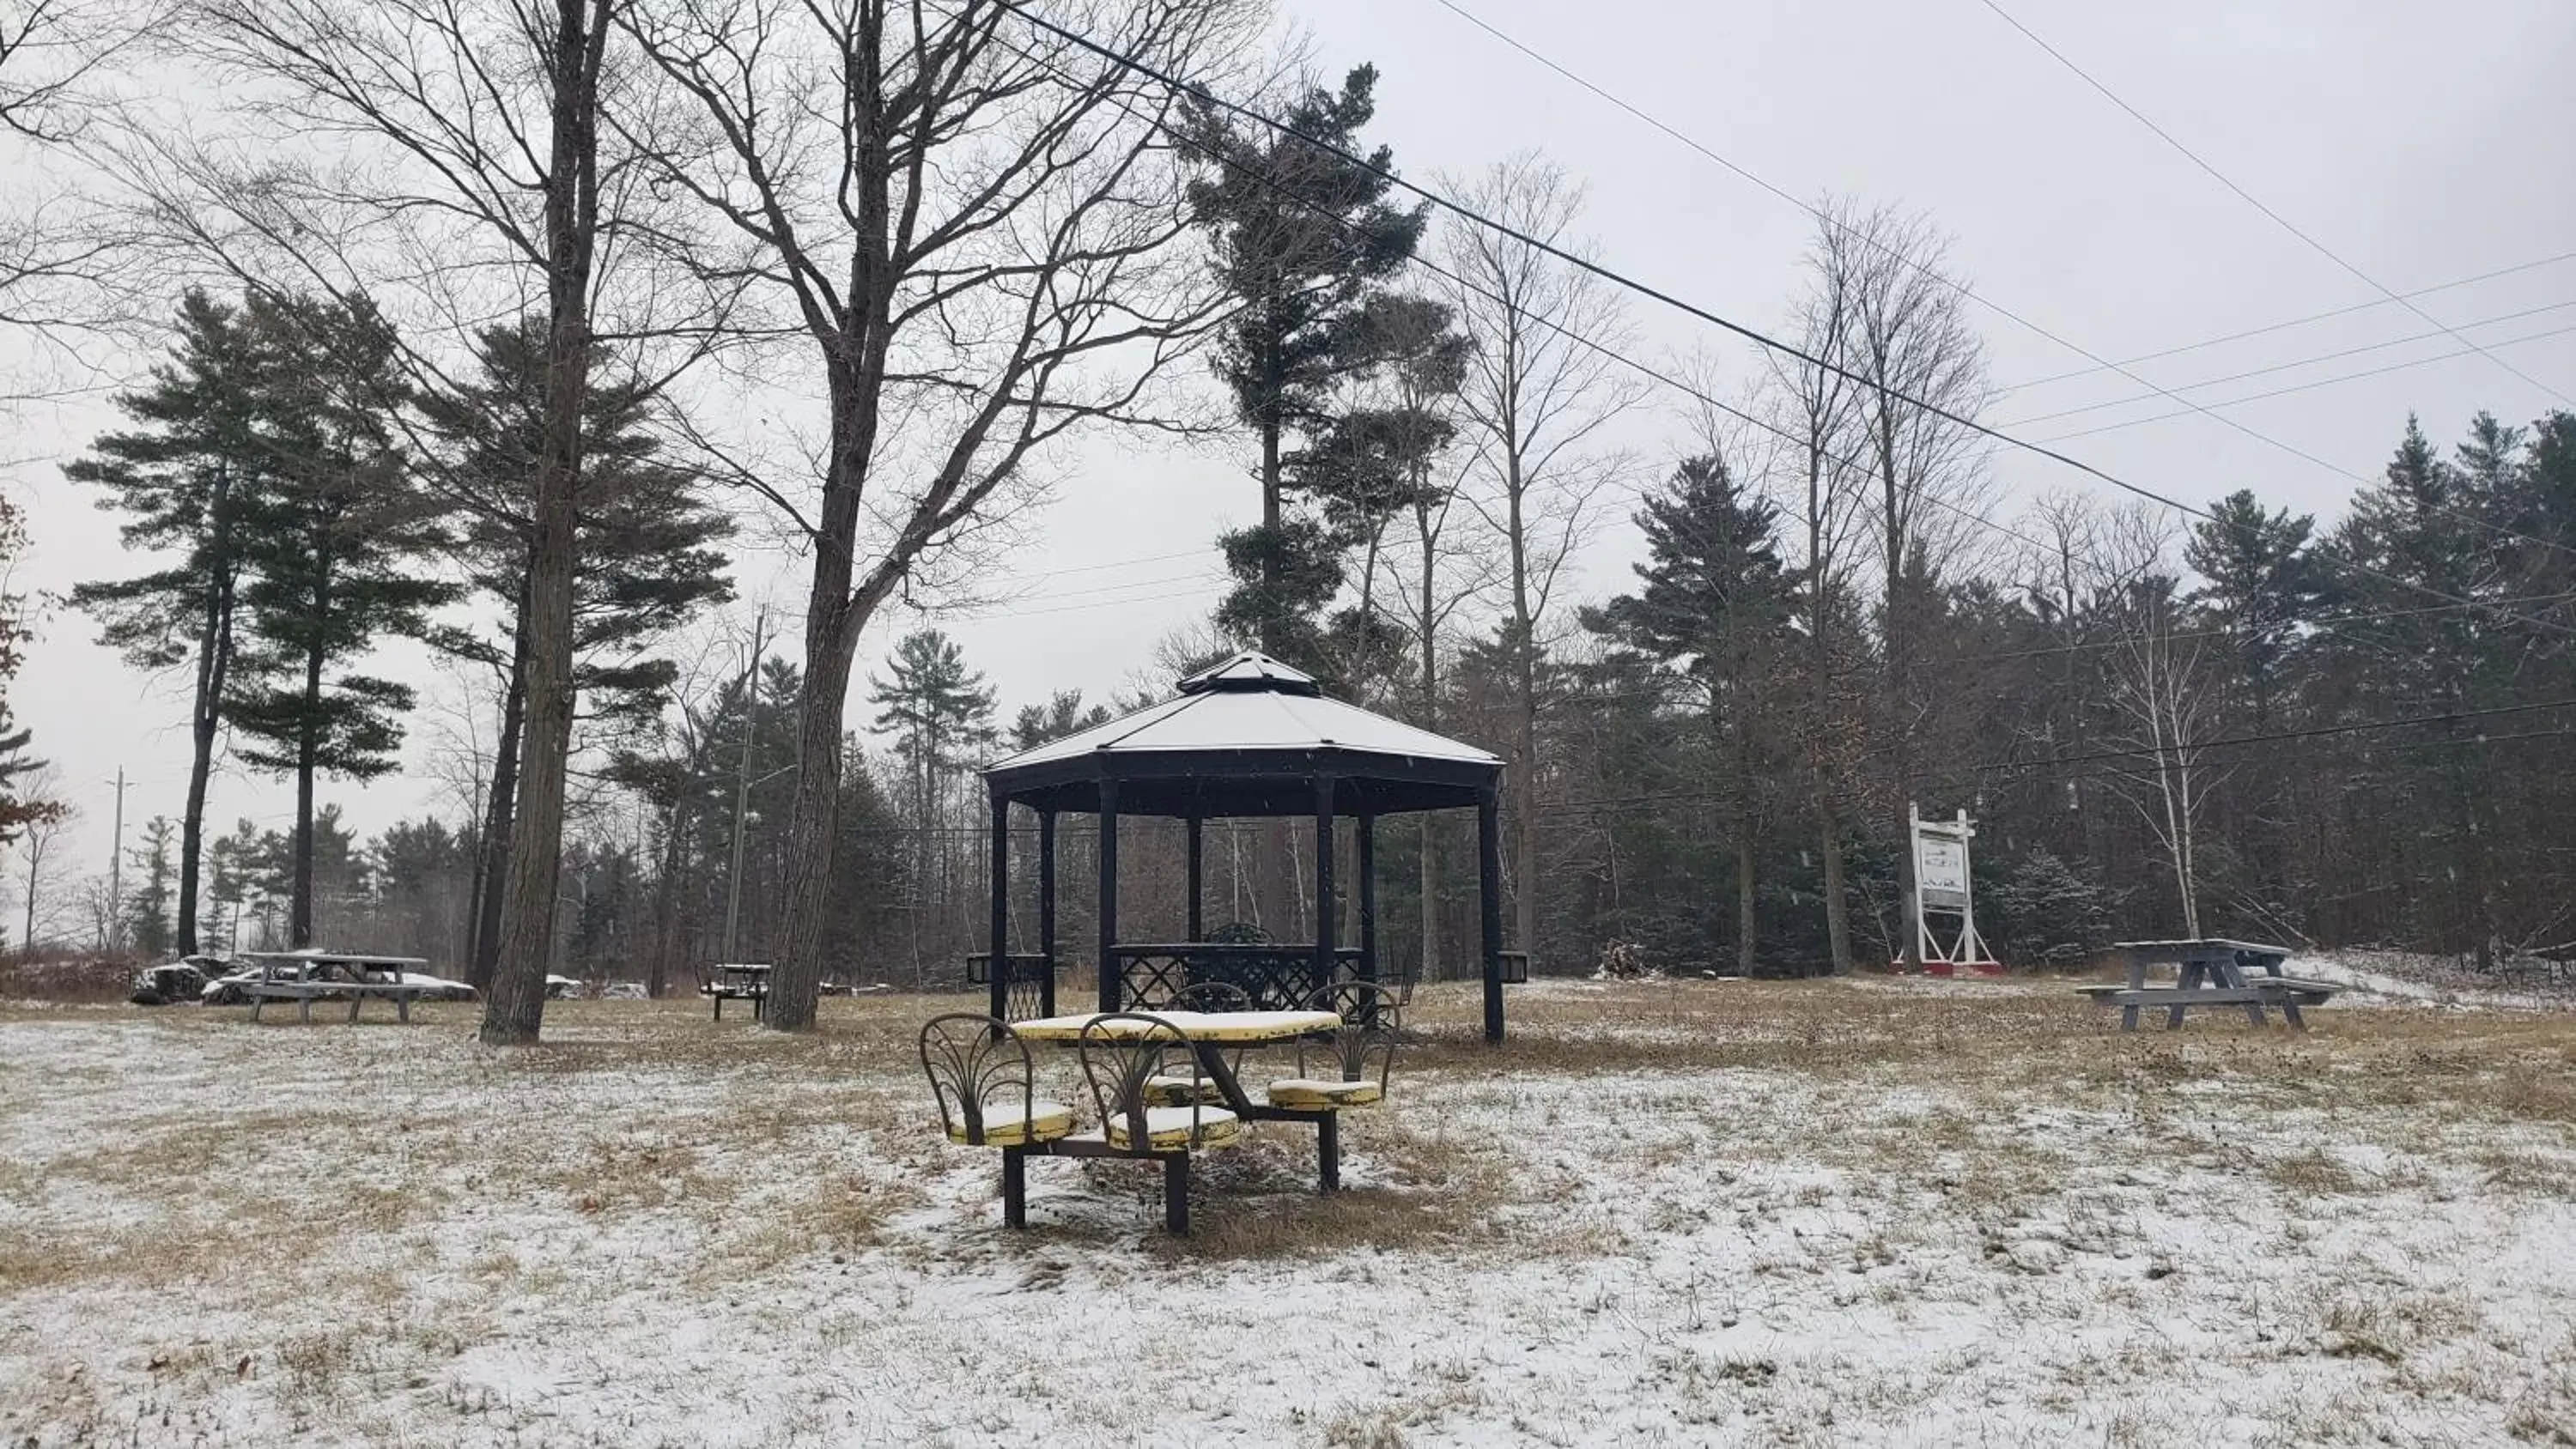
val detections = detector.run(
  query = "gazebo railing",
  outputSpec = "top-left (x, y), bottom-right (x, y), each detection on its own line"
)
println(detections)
top-left (1110, 943), bottom-right (1364, 1013)
top-left (965, 952), bottom-right (1055, 1022)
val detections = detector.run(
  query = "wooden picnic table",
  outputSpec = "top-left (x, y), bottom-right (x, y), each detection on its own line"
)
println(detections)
top-left (235, 951), bottom-right (439, 1024)
top-left (2087, 939), bottom-right (2341, 1031)
top-left (1005, 1008), bottom-right (1349, 1229)
top-left (701, 962), bottom-right (771, 1021)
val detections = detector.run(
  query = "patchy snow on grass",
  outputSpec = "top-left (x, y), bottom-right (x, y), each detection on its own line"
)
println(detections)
top-left (3, 981), bottom-right (2573, 1446)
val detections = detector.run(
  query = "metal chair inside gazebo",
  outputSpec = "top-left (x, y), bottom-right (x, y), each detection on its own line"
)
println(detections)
top-left (972, 651), bottom-right (1521, 1043)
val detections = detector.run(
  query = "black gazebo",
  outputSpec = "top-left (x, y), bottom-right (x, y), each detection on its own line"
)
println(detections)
top-left (977, 652), bottom-right (1516, 1042)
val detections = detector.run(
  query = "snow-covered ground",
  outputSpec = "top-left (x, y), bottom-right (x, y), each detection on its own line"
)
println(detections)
top-left (3, 979), bottom-right (2573, 1446)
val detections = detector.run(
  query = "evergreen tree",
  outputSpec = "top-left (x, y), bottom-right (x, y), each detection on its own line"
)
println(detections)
top-left (1182, 65), bottom-right (1427, 665)
top-left (125, 816), bottom-right (176, 958)
top-left (417, 317), bottom-right (732, 986)
top-left (868, 631), bottom-right (997, 976)
top-left (64, 290), bottom-right (270, 952)
top-left (2184, 490), bottom-right (2322, 729)
top-left (1009, 689), bottom-right (1115, 750)
top-left (225, 291), bottom-right (454, 947)
top-left (1586, 455), bottom-right (1799, 972)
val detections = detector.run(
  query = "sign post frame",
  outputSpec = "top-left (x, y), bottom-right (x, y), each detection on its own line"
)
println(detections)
top-left (1908, 803), bottom-right (2001, 976)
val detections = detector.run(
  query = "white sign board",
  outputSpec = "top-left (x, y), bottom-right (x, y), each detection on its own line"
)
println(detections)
top-left (1917, 837), bottom-right (1968, 905)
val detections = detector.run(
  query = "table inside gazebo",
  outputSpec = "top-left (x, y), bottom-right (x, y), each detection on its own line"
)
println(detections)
top-left (1111, 943), bottom-right (1364, 1012)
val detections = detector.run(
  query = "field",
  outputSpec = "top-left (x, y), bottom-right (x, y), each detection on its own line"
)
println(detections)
top-left (3, 974), bottom-right (2573, 1447)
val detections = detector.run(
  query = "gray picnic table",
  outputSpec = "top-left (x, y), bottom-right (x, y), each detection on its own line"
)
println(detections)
top-left (236, 951), bottom-right (441, 1023)
top-left (2086, 938), bottom-right (2342, 1031)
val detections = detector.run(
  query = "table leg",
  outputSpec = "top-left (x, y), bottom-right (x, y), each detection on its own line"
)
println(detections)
top-left (252, 994), bottom-right (264, 1023)
top-left (397, 991), bottom-right (411, 1024)
top-left (298, 994), bottom-right (313, 1025)
top-left (1163, 1154), bottom-right (1190, 1234)
top-left (2226, 961), bottom-right (2266, 1028)
top-left (2121, 949), bottom-right (2146, 1031)
top-left (1001, 1147), bottom-right (1027, 1229)
top-left (349, 991), bottom-right (362, 1023)
top-left (2166, 962), bottom-right (2199, 1030)
top-left (1318, 1112), bottom-right (1340, 1193)
top-left (712, 994), bottom-right (722, 1022)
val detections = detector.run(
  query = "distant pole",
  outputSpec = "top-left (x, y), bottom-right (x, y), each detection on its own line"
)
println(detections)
top-left (721, 608), bottom-right (768, 965)
top-left (106, 767), bottom-right (130, 953)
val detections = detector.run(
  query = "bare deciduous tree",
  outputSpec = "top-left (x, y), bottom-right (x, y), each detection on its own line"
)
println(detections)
top-left (1438, 154), bottom-right (1643, 963)
top-left (622, 0), bottom-right (1258, 1030)
top-left (1837, 199), bottom-right (1990, 969)
top-left (1748, 213), bottom-right (1875, 972)
top-left (1, 0), bottom-right (143, 404)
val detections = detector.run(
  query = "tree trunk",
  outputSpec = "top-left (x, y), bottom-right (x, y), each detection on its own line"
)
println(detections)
top-left (177, 466), bottom-right (236, 957)
top-left (649, 797), bottom-right (684, 998)
top-left (1417, 512), bottom-right (1439, 982)
top-left (1735, 800), bottom-right (1757, 975)
top-left (289, 591), bottom-right (325, 949)
top-left (1879, 397), bottom-right (1918, 971)
top-left (1506, 464), bottom-right (1539, 960)
top-left (469, 617), bottom-right (530, 991)
top-left (1820, 815), bottom-right (1850, 973)
top-left (479, 0), bottom-right (608, 1047)
top-left (768, 616), bottom-right (854, 1032)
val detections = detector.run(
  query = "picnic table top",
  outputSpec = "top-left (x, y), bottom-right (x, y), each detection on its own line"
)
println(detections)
top-left (1012, 1009), bottom-right (1343, 1044)
top-left (2112, 938), bottom-right (2291, 957)
top-left (239, 950), bottom-right (429, 970)
top-left (711, 962), bottom-right (773, 973)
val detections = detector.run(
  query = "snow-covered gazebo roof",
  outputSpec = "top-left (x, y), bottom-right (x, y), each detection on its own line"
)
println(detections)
top-left (981, 651), bottom-right (1501, 818)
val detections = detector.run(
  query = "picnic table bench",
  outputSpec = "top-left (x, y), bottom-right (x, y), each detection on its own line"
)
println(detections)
top-left (2087, 939), bottom-right (2342, 1031)
top-left (701, 962), bottom-right (770, 1021)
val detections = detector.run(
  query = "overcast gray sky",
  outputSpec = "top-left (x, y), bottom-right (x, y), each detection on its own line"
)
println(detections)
top-left (7, 0), bottom-right (2574, 910)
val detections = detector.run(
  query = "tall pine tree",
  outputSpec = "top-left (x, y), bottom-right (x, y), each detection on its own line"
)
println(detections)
top-left (65, 289), bottom-right (272, 953)
top-left (1587, 455), bottom-right (1798, 973)
top-left (226, 291), bottom-right (453, 948)
top-left (1183, 66), bottom-right (1427, 668)
top-left (417, 317), bottom-right (732, 986)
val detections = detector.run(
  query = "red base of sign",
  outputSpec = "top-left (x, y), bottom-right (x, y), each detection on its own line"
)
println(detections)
top-left (1905, 960), bottom-right (2008, 978)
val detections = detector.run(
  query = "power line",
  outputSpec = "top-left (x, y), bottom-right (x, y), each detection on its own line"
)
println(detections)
top-left (1997, 249), bottom-right (2576, 392)
top-left (1419, 0), bottom-right (2569, 520)
top-left (1419, 0), bottom-right (2576, 565)
top-left (1995, 306), bottom-right (2576, 430)
top-left (2022, 321), bottom-right (2576, 444)
top-left (992, 0), bottom-right (2576, 637)
top-left (1971, 0), bottom-right (2573, 409)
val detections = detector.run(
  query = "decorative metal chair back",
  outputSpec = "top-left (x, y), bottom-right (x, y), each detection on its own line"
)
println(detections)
top-left (918, 1014), bottom-right (1039, 1147)
top-left (1170, 979), bottom-right (1252, 1014)
top-left (1078, 1013), bottom-right (1215, 1151)
top-left (1299, 980), bottom-right (1402, 1090)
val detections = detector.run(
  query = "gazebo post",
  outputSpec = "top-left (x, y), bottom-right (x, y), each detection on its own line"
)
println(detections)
top-left (1357, 810), bottom-right (1377, 985)
top-left (1184, 810), bottom-right (1204, 943)
top-left (987, 793), bottom-right (1010, 1021)
top-left (1037, 809), bottom-right (1058, 1017)
top-left (1314, 774), bottom-right (1336, 993)
top-left (1477, 787), bottom-right (1505, 1044)
top-left (1097, 775), bottom-right (1121, 1014)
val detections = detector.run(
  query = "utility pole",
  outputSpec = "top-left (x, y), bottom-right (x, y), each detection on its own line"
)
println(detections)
top-left (720, 608), bottom-right (768, 965)
top-left (106, 767), bottom-right (130, 954)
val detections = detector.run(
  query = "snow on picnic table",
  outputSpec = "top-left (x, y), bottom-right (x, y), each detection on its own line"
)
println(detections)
top-left (2, 981), bottom-right (2573, 1447)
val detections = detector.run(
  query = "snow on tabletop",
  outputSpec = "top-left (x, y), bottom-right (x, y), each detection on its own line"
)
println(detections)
top-left (2, 974), bottom-right (2572, 1447)
top-left (1009, 1009), bottom-right (1343, 1041)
